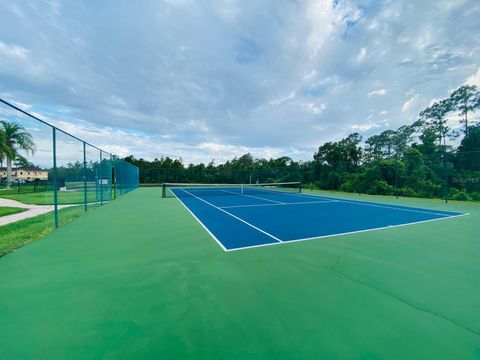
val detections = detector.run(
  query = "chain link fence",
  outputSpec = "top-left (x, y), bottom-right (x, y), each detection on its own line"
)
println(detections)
top-left (0, 98), bottom-right (139, 256)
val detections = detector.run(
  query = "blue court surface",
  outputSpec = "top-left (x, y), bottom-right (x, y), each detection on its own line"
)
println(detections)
top-left (171, 187), bottom-right (466, 251)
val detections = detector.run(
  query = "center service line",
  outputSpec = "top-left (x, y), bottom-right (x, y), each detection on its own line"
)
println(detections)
top-left (179, 189), bottom-right (283, 243)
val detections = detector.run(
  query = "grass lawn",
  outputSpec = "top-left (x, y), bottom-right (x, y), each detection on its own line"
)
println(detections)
top-left (0, 207), bottom-right (27, 217)
top-left (0, 190), bottom-right (111, 205)
top-left (0, 188), bottom-right (478, 359)
top-left (0, 206), bottom-right (85, 256)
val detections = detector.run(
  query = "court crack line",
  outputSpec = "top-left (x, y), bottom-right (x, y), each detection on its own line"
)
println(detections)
top-left (326, 256), bottom-right (480, 337)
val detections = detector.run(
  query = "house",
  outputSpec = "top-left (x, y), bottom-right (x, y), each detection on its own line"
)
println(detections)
top-left (0, 167), bottom-right (49, 181)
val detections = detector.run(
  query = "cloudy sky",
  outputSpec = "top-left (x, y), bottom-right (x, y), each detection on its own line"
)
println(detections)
top-left (0, 0), bottom-right (479, 164)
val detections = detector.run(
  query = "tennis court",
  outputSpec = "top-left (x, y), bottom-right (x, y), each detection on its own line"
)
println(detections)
top-left (166, 183), bottom-right (466, 251)
top-left (1, 188), bottom-right (479, 359)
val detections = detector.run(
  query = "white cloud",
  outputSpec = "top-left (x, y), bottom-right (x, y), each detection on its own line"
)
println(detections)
top-left (0, 41), bottom-right (29, 59)
top-left (0, 0), bottom-right (478, 163)
top-left (350, 120), bottom-right (388, 132)
top-left (303, 69), bottom-right (317, 80)
top-left (356, 47), bottom-right (367, 62)
top-left (368, 89), bottom-right (388, 97)
top-left (215, 0), bottom-right (241, 22)
top-left (464, 67), bottom-right (480, 86)
top-left (302, 102), bottom-right (326, 115)
top-left (304, 0), bottom-right (338, 56)
top-left (269, 91), bottom-right (296, 106)
top-left (402, 93), bottom-right (420, 113)
top-left (351, 123), bottom-right (380, 132)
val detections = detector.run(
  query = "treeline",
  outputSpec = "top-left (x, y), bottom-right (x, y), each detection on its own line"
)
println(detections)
top-left (125, 85), bottom-right (480, 201)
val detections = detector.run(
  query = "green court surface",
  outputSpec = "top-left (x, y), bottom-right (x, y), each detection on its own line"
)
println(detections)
top-left (0, 188), bottom-right (479, 359)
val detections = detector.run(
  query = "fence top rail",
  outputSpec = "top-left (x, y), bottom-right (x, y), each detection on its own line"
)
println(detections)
top-left (0, 97), bottom-right (105, 154)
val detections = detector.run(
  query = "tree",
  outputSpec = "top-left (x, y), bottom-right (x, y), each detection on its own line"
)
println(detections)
top-left (419, 99), bottom-right (453, 147)
top-left (365, 130), bottom-right (397, 159)
top-left (449, 85), bottom-right (480, 136)
top-left (0, 129), bottom-right (7, 169)
top-left (1, 121), bottom-right (36, 187)
top-left (456, 125), bottom-right (480, 170)
top-left (394, 121), bottom-right (422, 155)
top-left (314, 133), bottom-right (362, 168)
top-left (416, 127), bottom-right (438, 156)
top-left (402, 148), bottom-right (426, 188)
top-left (14, 155), bottom-right (33, 168)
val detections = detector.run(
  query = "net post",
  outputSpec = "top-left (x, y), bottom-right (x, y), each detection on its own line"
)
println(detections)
top-left (52, 127), bottom-right (59, 228)
top-left (162, 183), bottom-right (166, 198)
top-left (299, 182), bottom-right (302, 193)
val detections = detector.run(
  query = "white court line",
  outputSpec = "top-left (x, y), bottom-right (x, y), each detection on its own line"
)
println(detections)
top-left (171, 189), bottom-right (228, 251)
top-left (225, 212), bottom-right (470, 252)
top-left (220, 189), bottom-right (285, 204)
top-left (178, 188), bottom-right (283, 244)
top-left (220, 200), bottom-right (339, 209)
top-left (172, 188), bottom-right (468, 252)
top-left (278, 191), bottom-right (462, 217)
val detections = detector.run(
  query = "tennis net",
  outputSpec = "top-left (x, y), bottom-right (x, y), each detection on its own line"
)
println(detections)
top-left (162, 182), bottom-right (302, 198)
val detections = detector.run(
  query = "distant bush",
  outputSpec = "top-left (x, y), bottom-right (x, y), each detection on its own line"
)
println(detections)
top-left (448, 188), bottom-right (472, 201)
top-left (398, 187), bottom-right (418, 198)
top-left (471, 192), bottom-right (480, 201)
top-left (367, 180), bottom-right (395, 195)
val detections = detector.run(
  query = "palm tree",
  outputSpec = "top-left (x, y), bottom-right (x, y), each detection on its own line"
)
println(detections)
top-left (1, 121), bottom-right (35, 188)
top-left (0, 129), bottom-right (9, 183)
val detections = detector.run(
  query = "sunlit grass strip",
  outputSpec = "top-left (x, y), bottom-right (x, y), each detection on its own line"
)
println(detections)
top-left (0, 191), bottom-right (97, 205)
top-left (0, 207), bottom-right (27, 217)
top-left (0, 206), bottom-right (85, 257)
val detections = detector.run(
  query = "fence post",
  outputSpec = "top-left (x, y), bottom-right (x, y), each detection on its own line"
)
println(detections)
top-left (356, 166), bottom-right (361, 196)
top-left (83, 142), bottom-right (87, 212)
top-left (100, 151), bottom-right (103, 206)
top-left (111, 154), bottom-right (115, 200)
top-left (444, 152), bottom-right (449, 204)
top-left (395, 160), bottom-right (399, 199)
top-left (52, 128), bottom-right (59, 228)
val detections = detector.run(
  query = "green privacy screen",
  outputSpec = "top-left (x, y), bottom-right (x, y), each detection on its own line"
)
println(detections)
top-left (0, 98), bottom-right (139, 256)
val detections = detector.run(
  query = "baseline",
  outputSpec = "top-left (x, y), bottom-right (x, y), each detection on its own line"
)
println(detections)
top-left (226, 212), bottom-right (469, 252)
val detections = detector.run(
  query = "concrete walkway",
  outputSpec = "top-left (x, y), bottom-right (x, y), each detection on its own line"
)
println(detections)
top-left (0, 198), bottom-right (77, 226)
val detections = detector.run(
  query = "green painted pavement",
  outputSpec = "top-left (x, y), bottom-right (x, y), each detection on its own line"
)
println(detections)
top-left (0, 188), bottom-right (479, 359)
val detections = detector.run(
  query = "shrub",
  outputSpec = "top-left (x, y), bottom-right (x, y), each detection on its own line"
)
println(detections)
top-left (398, 187), bottom-right (418, 198)
top-left (367, 180), bottom-right (395, 195)
top-left (448, 188), bottom-right (472, 201)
